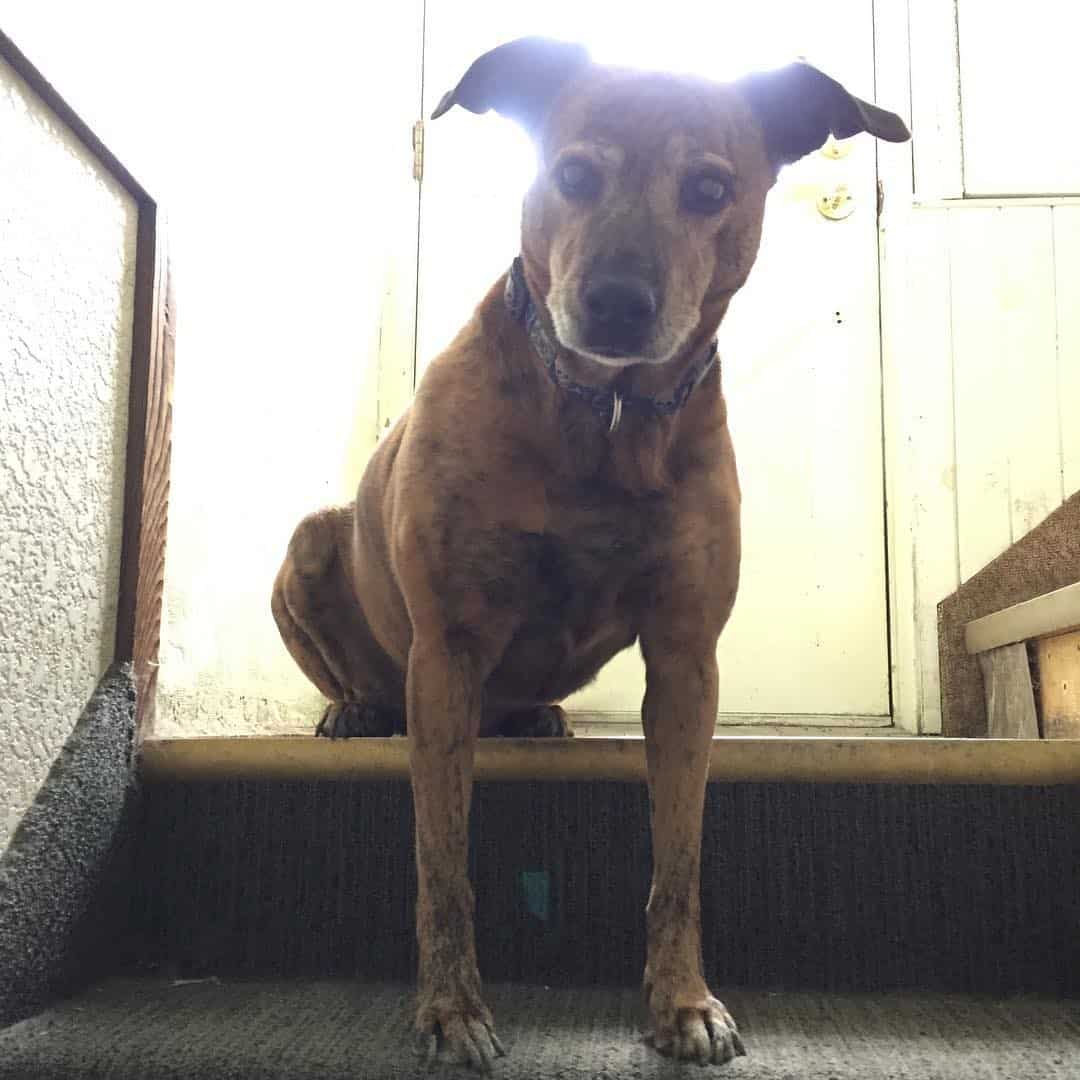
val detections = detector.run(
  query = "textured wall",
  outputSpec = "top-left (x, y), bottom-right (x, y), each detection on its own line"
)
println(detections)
top-left (0, 5), bottom-right (420, 739)
top-left (0, 56), bottom-right (137, 850)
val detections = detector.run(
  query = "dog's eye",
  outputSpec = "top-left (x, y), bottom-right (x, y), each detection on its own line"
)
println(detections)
top-left (555, 158), bottom-right (602, 201)
top-left (681, 172), bottom-right (733, 214)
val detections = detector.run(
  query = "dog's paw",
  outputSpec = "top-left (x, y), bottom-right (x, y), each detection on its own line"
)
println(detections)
top-left (645, 975), bottom-right (746, 1066)
top-left (492, 705), bottom-right (574, 738)
top-left (315, 701), bottom-right (405, 738)
top-left (416, 996), bottom-right (506, 1073)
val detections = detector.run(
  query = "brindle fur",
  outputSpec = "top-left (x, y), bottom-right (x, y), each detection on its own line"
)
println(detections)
top-left (272, 38), bottom-right (907, 1071)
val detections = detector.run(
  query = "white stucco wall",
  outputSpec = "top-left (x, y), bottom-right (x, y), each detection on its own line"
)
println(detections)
top-left (2, 5), bottom-right (422, 739)
top-left (0, 55), bottom-right (137, 850)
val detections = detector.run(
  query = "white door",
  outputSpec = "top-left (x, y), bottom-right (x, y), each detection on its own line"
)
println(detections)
top-left (415, 0), bottom-right (891, 725)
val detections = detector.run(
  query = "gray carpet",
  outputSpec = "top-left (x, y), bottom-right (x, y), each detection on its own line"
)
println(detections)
top-left (0, 663), bottom-right (137, 1026)
top-left (126, 779), bottom-right (1080, 994)
top-left (1, 978), bottom-right (1078, 1079)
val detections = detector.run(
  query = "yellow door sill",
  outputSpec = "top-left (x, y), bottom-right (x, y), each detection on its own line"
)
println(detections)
top-left (139, 734), bottom-right (1080, 785)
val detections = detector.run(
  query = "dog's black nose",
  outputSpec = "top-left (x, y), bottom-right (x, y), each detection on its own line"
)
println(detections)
top-left (582, 276), bottom-right (657, 354)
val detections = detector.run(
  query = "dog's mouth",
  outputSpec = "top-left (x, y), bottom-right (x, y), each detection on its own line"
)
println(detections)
top-left (551, 320), bottom-right (683, 368)
top-left (581, 343), bottom-right (635, 362)
top-left (547, 275), bottom-right (688, 368)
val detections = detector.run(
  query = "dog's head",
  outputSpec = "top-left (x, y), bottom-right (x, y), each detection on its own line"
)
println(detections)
top-left (434, 38), bottom-right (909, 367)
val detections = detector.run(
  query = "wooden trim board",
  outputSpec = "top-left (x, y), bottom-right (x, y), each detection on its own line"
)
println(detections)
top-left (965, 581), bottom-right (1080, 654)
top-left (916, 196), bottom-right (1080, 209)
top-left (1036, 629), bottom-right (1080, 739)
top-left (140, 735), bottom-right (1080, 786)
top-left (907, 0), bottom-right (964, 198)
top-left (571, 711), bottom-right (893, 732)
top-left (0, 28), bottom-right (173, 735)
top-left (114, 210), bottom-right (174, 734)
top-left (977, 643), bottom-right (1039, 738)
top-left (0, 28), bottom-right (151, 202)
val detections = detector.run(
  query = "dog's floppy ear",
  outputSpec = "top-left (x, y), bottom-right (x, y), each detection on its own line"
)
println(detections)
top-left (736, 61), bottom-right (910, 168)
top-left (431, 37), bottom-right (590, 134)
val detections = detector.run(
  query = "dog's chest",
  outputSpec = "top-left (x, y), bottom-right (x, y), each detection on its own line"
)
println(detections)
top-left (455, 486), bottom-right (665, 643)
top-left (525, 485), bottom-right (665, 612)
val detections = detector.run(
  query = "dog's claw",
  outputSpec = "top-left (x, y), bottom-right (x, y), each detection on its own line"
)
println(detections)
top-left (645, 1029), bottom-right (669, 1054)
top-left (463, 1016), bottom-right (499, 1072)
top-left (418, 1032), bottom-right (438, 1068)
top-left (703, 1008), bottom-right (744, 1064)
top-left (647, 986), bottom-right (745, 1067)
top-left (418, 1012), bottom-right (504, 1072)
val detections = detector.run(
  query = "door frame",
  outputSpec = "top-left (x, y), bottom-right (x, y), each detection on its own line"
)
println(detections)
top-left (380, 2), bottom-right (939, 732)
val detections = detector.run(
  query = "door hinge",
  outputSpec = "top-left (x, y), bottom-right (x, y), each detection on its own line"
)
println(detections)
top-left (876, 179), bottom-right (885, 219)
top-left (412, 119), bottom-right (425, 182)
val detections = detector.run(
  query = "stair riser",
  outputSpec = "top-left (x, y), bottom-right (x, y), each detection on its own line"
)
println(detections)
top-left (125, 780), bottom-right (1080, 994)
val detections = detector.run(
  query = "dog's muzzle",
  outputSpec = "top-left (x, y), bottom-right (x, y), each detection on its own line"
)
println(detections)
top-left (581, 275), bottom-right (658, 356)
top-left (504, 257), bottom-right (719, 433)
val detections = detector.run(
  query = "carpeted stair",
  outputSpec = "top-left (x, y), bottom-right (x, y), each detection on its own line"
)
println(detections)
top-left (1, 668), bottom-right (1079, 1076)
top-left (120, 777), bottom-right (1080, 995)
top-left (2, 978), bottom-right (1080, 1079)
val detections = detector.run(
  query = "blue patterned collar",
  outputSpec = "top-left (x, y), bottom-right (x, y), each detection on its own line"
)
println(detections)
top-left (504, 257), bottom-right (719, 433)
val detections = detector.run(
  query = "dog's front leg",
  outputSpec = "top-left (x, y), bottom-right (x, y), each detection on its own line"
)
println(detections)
top-left (640, 636), bottom-right (746, 1066)
top-left (408, 634), bottom-right (505, 1072)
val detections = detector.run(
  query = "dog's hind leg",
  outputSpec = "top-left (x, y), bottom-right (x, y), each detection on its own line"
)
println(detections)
top-left (272, 506), bottom-right (405, 737)
top-left (483, 704), bottom-right (574, 737)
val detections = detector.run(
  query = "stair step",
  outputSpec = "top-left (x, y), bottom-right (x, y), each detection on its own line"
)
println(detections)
top-left (140, 734), bottom-right (1080, 784)
top-left (123, 779), bottom-right (1080, 993)
top-left (1, 978), bottom-right (1077, 1079)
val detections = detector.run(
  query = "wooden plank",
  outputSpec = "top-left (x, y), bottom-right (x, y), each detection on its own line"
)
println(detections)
top-left (919, 196), bottom-right (1080, 209)
top-left (948, 207), bottom-right (1013, 581)
top-left (995, 209), bottom-right (1061, 540)
top-left (956, 2), bottom-right (1080, 196)
top-left (1053, 205), bottom-right (1080, 496)
top-left (880, 207), bottom-right (958, 733)
top-left (947, 206), bottom-right (1060, 586)
top-left (965, 580), bottom-right (1080, 654)
top-left (894, 209), bottom-right (959, 733)
top-left (907, 0), bottom-right (963, 198)
top-left (947, 208), bottom-right (1060, 580)
top-left (138, 734), bottom-right (1080, 786)
top-left (114, 207), bottom-right (174, 736)
top-left (977, 643), bottom-right (1039, 739)
top-left (490, 711), bottom-right (896, 734)
top-left (375, 0), bottom-right (424, 428)
top-left (1036, 629), bottom-right (1080, 739)
top-left (874, 1), bottom-right (918, 731)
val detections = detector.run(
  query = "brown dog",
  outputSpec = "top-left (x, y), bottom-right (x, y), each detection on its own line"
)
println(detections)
top-left (272, 38), bottom-right (908, 1070)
